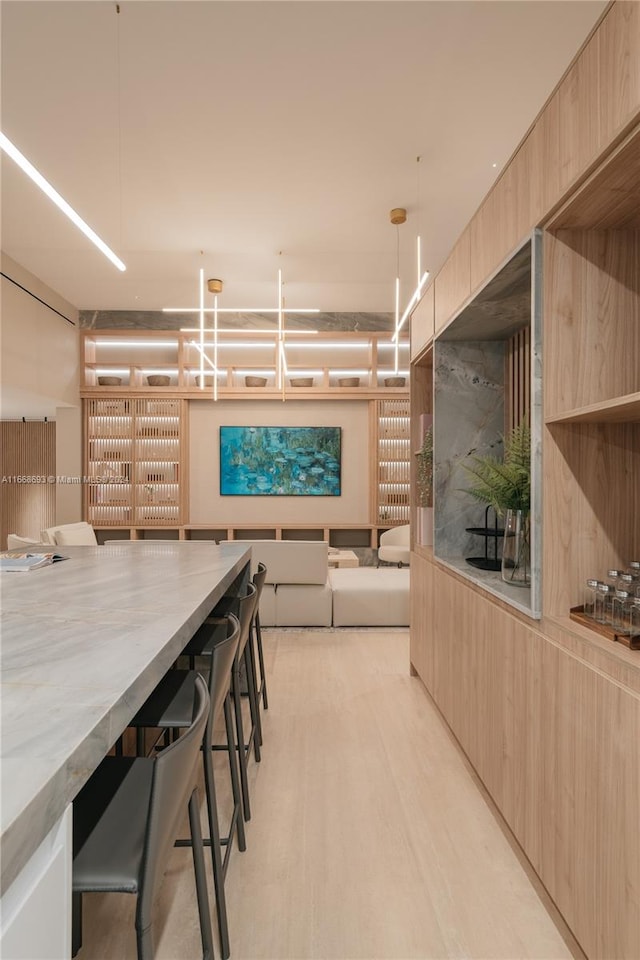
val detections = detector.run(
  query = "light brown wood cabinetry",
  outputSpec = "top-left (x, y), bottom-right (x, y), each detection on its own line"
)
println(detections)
top-left (409, 549), bottom-right (433, 685)
top-left (410, 282), bottom-right (434, 360)
top-left (598, 0), bottom-right (640, 148)
top-left (469, 141), bottom-right (537, 292)
top-left (410, 5), bottom-right (640, 957)
top-left (434, 228), bottom-right (471, 334)
top-left (423, 558), bottom-right (640, 960)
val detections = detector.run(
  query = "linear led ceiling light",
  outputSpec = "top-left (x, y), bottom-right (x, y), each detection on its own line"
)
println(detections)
top-left (0, 132), bottom-right (126, 272)
top-left (166, 307), bottom-right (320, 314)
top-left (392, 157), bottom-right (429, 343)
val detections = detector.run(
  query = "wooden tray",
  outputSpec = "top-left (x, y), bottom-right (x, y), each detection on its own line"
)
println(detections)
top-left (569, 606), bottom-right (640, 650)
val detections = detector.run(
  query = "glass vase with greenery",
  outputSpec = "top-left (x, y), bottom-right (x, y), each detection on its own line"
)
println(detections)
top-left (462, 419), bottom-right (530, 516)
top-left (462, 419), bottom-right (531, 584)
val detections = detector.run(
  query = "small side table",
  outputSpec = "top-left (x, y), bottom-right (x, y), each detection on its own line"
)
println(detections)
top-left (328, 550), bottom-right (359, 568)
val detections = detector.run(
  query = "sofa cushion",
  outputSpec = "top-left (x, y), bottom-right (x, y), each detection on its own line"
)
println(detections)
top-left (235, 540), bottom-right (328, 585)
top-left (275, 582), bottom-right (333, 627)
top-left (330, 567), bottom-right (410, 626)
top-left (49, 522), bottom-right (98, 546)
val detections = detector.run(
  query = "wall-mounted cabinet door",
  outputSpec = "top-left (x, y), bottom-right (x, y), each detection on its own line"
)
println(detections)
top-left (434, 228), bottom-right (471, 334)
top-left (410, 283), bottom-right (435, 360)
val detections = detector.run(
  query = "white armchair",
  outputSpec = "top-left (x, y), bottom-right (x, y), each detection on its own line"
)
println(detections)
top-left (377, 525), bottom-right (410, 567)
top-left (6, 533), bottom-right (40, 551)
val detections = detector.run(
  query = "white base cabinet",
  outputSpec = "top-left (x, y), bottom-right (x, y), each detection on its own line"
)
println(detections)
top-left (1, 807), bottom-right (72, 960)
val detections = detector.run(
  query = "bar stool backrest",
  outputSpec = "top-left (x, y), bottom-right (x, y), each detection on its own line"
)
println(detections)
top-left (236, 583), bottom-right (258, 659)
top-left (138, 674), bottom-right (209, 926)
top-left (252, 562), bottom-right (267, 609)
top-left (205, 614), bottom-right (240, 747)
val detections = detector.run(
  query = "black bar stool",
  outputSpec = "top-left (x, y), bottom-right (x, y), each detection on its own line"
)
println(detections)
top-left (252, 562), bottom-right (269, 713)
top-left (128, 615), bottom-right (243, 960)
top-left (72, 674), bottom-right (213, 960)
top-left (186, 584), bottom-right (260, 824)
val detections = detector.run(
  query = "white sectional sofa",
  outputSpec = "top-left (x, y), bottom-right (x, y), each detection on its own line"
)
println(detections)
top-left (330, 567), bottom-right (410, 626)
top-left (237, 539), bottom-right (409, 627)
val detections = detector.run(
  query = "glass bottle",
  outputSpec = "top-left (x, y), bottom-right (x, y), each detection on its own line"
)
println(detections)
top-left (627, 561), bottom-right (640, 597)
top-left (612, 589), bottom-right (632, 635)
top-left (583, 579), bottom-right (600, 618)
top-left (631, 598), bottom-right (640, 642)
top-left (606, 569), bottom-right (623, 590)
top-left (619, 573), bottom-right (635, 594)
top-left (595, 582), bottom-right (614, 624)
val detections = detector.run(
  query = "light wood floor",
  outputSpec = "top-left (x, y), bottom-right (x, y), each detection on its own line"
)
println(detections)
top-left (79, 628), bottom-right (582, 960)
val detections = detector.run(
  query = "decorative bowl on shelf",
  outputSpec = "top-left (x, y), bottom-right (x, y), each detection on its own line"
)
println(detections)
top-left (147, 375), bottom-right (170, 386)
top-left (98, 376), bottom-right (122, 386)
top-left (338, 377), bottom-right (360, 387)
top-left (290, 377), bottom-right (314, 387)
top-left (245, 376), bottom-right (268, 387)
top-left (195, 375), bottom-right (215, 387)
top-left (384, 376), bottom-right (406, 387)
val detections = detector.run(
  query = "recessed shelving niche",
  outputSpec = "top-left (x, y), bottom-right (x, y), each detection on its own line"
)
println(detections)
top-left (433, 235), bottom-right (542, 618)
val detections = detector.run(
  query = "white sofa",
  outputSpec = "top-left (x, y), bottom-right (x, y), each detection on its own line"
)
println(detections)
top-left (330, 567), bottom-right (410, 626)
top-left (236, 540), bottom-right (333, 626)
top-left (237, 539), bottom-right (409, 627)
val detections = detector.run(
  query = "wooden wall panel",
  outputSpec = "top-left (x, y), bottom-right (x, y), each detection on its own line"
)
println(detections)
top-left (505, 326), bottom-right (530, 434)
top-left (410, 283), bottom-right (434, 360)
top-left (598, 0), bottom-right (640, 147)
top-left (434, 228), bottom-right (471, 333)
top-left (0, 421), bottom-right (56, 546)
top-left (544, 230), bottom-right (640, 418)
top-left (542, 421), bottom-right (640, 618)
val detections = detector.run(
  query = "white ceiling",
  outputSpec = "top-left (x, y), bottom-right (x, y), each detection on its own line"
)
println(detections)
top-left (1, 0), bottom-right (606, 315)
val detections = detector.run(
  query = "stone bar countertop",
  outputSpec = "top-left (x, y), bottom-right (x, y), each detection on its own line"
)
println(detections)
top-left (0, 540), bottom-right (250, 895)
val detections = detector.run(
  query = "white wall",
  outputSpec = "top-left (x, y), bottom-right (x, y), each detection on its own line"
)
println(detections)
top-left (1, 253), bottom-right (82, 521)
top-left (190, 400), bottom-right (370, 526)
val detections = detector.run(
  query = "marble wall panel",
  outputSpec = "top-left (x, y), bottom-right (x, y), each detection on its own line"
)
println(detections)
top-left (79, 310), bottom-right (395, 332)
top-left (434, 341), bottom-right (506, 561)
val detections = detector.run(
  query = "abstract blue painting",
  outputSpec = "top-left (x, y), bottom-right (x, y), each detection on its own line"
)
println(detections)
top-left (220, 426), bottom-right (341, 496)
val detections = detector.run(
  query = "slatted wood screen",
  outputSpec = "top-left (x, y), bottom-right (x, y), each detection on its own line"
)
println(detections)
top-left (505, 326), bottom-right (531, 433)
top-left (85, 398), bottom-right (184, 528)
top-left (0, 421), bottom-right (56, 547)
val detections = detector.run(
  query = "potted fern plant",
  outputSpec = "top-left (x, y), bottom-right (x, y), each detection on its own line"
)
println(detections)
top-left (415, 421), bottom-right (433, 546)
top-left (462, 419), bottom-right (531, 585)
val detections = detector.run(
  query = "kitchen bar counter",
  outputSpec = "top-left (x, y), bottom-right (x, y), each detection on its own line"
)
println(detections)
top-left (0, 540), bottom-right (250, 896)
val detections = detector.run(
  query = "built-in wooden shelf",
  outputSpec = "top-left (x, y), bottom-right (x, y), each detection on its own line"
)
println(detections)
top-left (81, 329), bottom-right (410, 400)
top-left (545, 392), bottom-right (640, 424)
top-left (95, 522), bottom-right (390, 549)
